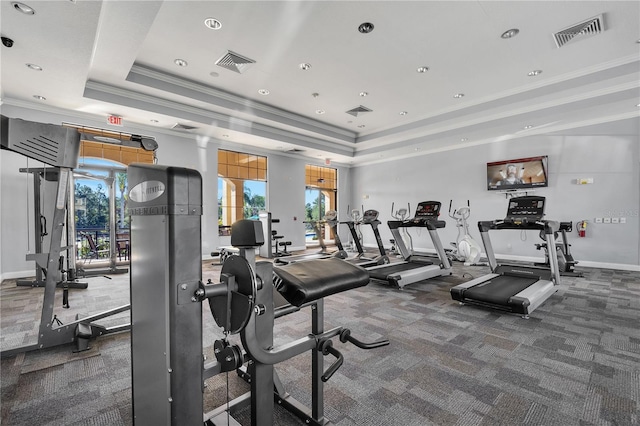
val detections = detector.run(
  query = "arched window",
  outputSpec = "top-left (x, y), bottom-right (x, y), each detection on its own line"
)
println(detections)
top-left (218, 149), bottom-right (267, 235)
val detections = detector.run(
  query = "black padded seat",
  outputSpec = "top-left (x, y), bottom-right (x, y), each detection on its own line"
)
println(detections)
top-left (273, 258), bottom-right (369, 307)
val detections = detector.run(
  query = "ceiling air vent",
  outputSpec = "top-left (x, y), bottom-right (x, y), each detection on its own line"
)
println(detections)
top-left (553, 14), bottom-right (604, 48)
top-left (172, 123), bottom-right (198, 131)
top-left (346, 105), bottom-right (372, 117)
top-left (215, 50), bottom-right (256, 74)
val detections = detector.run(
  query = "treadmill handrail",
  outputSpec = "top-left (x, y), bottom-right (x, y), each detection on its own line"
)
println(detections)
top-left (388, 218), bottom-right (446, 231)
top-left (477, 219), bottom-right (561, 286)
top-left (478, 219), bottom-right (559, 234)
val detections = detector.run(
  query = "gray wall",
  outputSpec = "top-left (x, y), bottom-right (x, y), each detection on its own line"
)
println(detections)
top-left (350, 130), bottom-right (640, 270)
top-left (1, 105), bottom-right (638, 279)
top-left (0, 105), bottom-right (350, 279)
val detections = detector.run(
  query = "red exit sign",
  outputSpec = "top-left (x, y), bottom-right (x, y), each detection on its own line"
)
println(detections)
top-left (108, 115), bottom-right (123, 126)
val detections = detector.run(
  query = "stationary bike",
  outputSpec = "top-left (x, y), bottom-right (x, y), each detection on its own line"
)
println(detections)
top-left (534, 221), bottom-right (583, 277)
top-left (448, 200), bottom-right (482, 266)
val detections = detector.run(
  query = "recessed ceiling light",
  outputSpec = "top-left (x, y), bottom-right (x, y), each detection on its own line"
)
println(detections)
top-left (359, 92), bottom-right (368, 97)
top-left (33, 95), bottom-right (46, 101)
top-left (209, 71), bottom-right (219, 78)
top-left (150, 119), bottom-right (159, 123)
top-left (12, 2), bottom-right (35, 15)
top-left (528, 70), bottom-right (542, 76)
top-left (26, 63), bottom-right (42, 71)
top-left (414, 147), bottom-right (420, 151)
top-left (258, 89), bottom-right (270, 95)
top-left (461, 138), bottom-right (468, 142)
top-left (501, 28), bottom-right (519, 39)
top-left (399, 111), bottom-right (408, 116)
top-left (454, 93), bottom-right (464, 98)
top-left (316, 109), bottom-right (325, 114)
top-left (174, 59), bottom-right (188, 67)
top-left (299, 63), bottom-right (312, 70)
top-left (358, 22), bottom-right (374, 34)
top-left (358, 125), bottom-right (365, 128)
top-left (311, 92), bottom-right (319, 98)
top-left (523, 125), bottom-right (533, 129)
top-left (417, 66), bottom-right (429, 73)
top-left (222, 134), bottom-right (229, 138)
top-left (204, 17), bottom-right (222, 30)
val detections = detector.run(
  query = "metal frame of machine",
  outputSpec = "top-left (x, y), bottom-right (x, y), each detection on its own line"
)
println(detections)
top-left (367, 201), bottom-right (452, 288)
top-left (450, 196), bottom-right (562, 318)
top-left (128, 164), bottom-right (388, 425)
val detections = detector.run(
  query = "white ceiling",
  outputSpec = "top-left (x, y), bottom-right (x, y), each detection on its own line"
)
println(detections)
top-left (1, 1), bottom-right (639, 166)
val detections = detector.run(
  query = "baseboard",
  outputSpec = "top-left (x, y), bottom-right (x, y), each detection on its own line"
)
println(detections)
top-left (363, 244), bottom-right (640, 272)
top-left (0, 270), bottom-right (33, 282)
top-left (574, 261), bottom-right (640, 272)
top-left (489, 254), bottom-right (640, 272)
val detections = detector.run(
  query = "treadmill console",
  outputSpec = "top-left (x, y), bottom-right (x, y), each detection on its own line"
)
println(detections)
top-left (505, 196), bottom-right (545, 224)
top-left (409, 201), bottom-right (441, 225)
top-left (362, 209), bottom-right (379, 224)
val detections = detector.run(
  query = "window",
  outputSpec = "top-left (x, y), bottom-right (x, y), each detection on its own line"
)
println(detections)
top-left (305, 165), bottom-right (337, 246)
top-left (218, 149), bottom-right (267, 235)
top-left (74, 138), bottom-right (155, 264)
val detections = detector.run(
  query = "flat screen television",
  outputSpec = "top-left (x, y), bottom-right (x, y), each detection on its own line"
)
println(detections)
top-left (487, 155), bottom-right (548, 191)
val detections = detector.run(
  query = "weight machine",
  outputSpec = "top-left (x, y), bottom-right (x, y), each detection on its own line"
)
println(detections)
top-left (128, 164), bottom-right (388, 425)
top-left (258, 211), bottom-right (291, 258)
top-left (0, 116), bottom-right (156, 356)
top-left (16, 166), bottom-right (87, 290)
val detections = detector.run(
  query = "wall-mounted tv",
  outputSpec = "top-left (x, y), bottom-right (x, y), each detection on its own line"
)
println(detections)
top-left (487, 155), bottom-right (548, 191)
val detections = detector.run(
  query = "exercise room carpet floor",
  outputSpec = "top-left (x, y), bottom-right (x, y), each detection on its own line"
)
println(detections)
top-left (1, 256), bottom-right (639, 425)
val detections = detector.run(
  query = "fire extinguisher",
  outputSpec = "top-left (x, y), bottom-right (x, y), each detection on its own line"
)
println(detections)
top-left (577, 220), bottom-right (587, 238)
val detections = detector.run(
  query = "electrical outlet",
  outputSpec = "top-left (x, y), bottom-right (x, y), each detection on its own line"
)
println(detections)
top-left (620, 217), bottom-right (626, 224)
top-left (603, 217), bottom-right (611, 223)
top-left (612, 217), bottom-right (620, 224)
top-left (577, 177), bottom-right (594, 184)
top-left (595, 217), bottom-right (603, 223)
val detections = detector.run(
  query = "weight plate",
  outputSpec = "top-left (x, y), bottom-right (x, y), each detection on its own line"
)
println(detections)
top-left (208, 255), bottom-right (256, 334)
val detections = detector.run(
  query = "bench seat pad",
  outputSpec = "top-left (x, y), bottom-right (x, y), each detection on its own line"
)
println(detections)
top-left (273, 258), bottom-right (369, 307)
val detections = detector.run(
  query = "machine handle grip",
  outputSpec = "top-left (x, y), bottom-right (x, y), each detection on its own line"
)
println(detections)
top-left (339, 329), bottom-right (390, 349)
top-left (319, 340), bottom-right (343, 382)
top-left (40, 215), bottom-right (48, 237)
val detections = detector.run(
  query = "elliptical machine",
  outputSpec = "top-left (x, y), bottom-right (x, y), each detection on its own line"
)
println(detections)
top-left (389, 202), bottom-right (412, 257)
top-left (343, 206), bottom-right (363, 253)
top-left (448, 200), bottom-right (482, 266)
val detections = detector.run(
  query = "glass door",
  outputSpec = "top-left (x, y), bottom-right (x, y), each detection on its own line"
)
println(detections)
top-left (73, 159), bottom-right (128, 270)
top-left (304, 187), bottom-right (333, 249)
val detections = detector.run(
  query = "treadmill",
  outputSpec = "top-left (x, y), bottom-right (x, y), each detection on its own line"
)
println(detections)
top-left (450, 196), bottom-right (561, 317)
top-left (341, 209), bottom-right (389, 268)
top-left (274, 210), bottom-right (347, 264)
top-left (367, 201), bottom-right (452, 288)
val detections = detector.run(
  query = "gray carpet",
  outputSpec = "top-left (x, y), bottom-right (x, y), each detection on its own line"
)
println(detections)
top-left (1, 258), bottom-right (639, 425)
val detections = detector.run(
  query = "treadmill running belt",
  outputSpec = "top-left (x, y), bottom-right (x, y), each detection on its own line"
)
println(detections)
top-left (462, 275), bottom-right (538, 305)
top-left (368, 262), bottom-right (429, 280)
